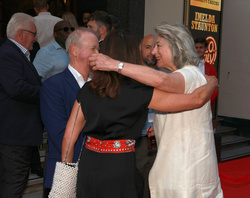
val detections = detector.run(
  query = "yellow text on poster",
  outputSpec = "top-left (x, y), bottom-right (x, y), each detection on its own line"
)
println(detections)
top-left (190, 0), bottom-right (221, 11)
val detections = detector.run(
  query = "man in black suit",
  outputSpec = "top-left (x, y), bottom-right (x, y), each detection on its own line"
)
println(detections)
top-left (0, 13), bottom-right (43, 198)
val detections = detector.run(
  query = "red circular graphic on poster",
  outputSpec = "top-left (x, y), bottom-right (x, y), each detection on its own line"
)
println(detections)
top-left (205, 36), bottom-right (217, 65)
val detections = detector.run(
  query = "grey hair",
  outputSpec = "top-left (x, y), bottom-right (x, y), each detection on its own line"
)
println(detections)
top-left (155, 22), bottom-right (199, 69)
top-left (7, 13), bottom-right (35, 38)
top-left (65, 27), bottom-right (97, 54)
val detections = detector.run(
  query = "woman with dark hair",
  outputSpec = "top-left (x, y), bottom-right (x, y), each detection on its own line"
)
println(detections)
top-left (61, 29), bottom-right (217, 198)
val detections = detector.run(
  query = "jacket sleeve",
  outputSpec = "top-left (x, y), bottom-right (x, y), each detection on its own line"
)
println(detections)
top-left (0, 50), bottom-right (41, 104)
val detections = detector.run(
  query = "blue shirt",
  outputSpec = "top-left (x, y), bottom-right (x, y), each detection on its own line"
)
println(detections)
top-left (141, 108), bottom-right (154, 136)
top-left (33, 40), bottom-right (69, 81)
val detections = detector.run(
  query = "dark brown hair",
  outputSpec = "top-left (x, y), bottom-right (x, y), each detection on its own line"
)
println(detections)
top-left (90, 29), bottom-right (141, 98)
top-left (194, 37), bottom-right (208, 48)
top-left (89, 11), bottom-right (112, 33)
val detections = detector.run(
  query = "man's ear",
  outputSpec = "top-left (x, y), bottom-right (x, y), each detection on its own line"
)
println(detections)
top-left (71, 44), bottom-right (78, 57)
top-left (53, 32), bottom-right (57, 38)
top-left (99, 25), bottom-right (107, 35)
top-left (139, 43), bottom-right (142, 51)
top-left (18, 29), bottom-right (24, 39)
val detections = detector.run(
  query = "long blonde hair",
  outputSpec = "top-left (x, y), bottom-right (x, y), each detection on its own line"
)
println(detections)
top-left (62, 12), bottom-right (78, 29)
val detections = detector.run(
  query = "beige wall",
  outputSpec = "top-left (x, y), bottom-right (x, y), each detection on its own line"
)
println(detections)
top-left (144, 0), bottom-right (184, 36)
top-left (217, 0), bottom-right (250, 119)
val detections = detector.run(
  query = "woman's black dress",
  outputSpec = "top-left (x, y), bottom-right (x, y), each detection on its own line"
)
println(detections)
top-left (76, 78), bottom-right (153, 198)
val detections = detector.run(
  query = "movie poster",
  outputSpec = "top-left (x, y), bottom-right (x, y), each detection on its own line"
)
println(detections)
top-left (184, 0), bottom-right (223, 71)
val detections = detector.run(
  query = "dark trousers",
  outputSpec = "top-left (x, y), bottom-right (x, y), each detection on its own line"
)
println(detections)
top-left (0, 144), bottom-right (33, 198)
top-left (30, 146), bottom-right (42, 171)
top-left (43, 187), bottom-right (51, 198)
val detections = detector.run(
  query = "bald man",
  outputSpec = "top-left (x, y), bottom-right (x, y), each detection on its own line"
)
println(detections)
top-left (34, 20), bottom-right (74, 81)
top-left (139, 34), bottom-right (156, 67)
top-left (136, 34), bottom-right (157, 198)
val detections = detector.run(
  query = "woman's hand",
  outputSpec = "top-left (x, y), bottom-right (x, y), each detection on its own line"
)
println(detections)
top-left (146, 126), bottom-right (155, 137)
top-left (205, 75), bottom-right (219, 91)
top-left (89, 53), bottom-right (119, 72)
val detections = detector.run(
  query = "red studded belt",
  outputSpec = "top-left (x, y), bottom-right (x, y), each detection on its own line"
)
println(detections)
top-left (85, 136), bottom-right (135, 153)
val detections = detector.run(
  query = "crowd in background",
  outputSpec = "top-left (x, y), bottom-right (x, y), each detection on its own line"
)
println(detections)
top-left (0, 0), bottom-right (221, 198)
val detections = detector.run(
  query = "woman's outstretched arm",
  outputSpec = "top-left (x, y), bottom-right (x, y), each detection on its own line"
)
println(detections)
top-left (61, 101), bottom-right (86, 163)
top-left (148, 75), bottom-right (218, 112)
top-left (89, 53), bottom-right (184, 93)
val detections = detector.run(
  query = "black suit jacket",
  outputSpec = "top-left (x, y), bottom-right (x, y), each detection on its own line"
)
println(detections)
top-left (0, 39), bottom-right (43, 146)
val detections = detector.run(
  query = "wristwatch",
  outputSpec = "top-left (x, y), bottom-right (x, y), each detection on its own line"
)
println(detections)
top-left (118, 62), bottom-right (124, 73)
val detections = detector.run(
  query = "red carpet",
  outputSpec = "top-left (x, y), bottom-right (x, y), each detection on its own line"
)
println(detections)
top-left (218, 157), bottom-right (250, 198)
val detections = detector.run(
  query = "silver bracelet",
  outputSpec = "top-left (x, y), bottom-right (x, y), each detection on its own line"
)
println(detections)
top-left (118, 62), bottom-right (124, 73)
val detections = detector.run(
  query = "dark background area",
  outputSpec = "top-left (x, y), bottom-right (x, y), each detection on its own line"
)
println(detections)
top-left (0, 0), bottom-right (145, 40)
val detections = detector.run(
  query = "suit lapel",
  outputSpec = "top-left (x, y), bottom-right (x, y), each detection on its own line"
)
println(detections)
top-left (63, 68), bottom-right (80, 91)
top-left (7, 40), bottom-right (41, 84)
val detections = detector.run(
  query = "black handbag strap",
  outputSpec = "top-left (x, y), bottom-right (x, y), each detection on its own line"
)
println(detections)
top-left (63, 102), bottom-right (85, 163)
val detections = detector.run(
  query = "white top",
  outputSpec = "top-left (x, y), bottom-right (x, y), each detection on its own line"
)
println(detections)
top-left (149, 66), bottom-right (223, 198)
top-left (34, 12), bottom-right (62, 48)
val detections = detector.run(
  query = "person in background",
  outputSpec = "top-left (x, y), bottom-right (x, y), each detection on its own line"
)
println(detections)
top-left (62, 29), bottom-right (218, 198)
top-left (0, 13), bottom-right (43, 198)
top-left (136, 34), bottom-right (157, 198)
top-left (33, 0), bottom-right (62, 48)
top-left (87, 10), bottom-right (112, 50)
top-left (82, 10), bottom-right (91, 27)
top-left (89, 23), bottom-right (223, 198)
top-left (34, 20), bottom-right (74, 81)
top-left (110, 14), bottom-right (121, 30)
top-left (62, 11), bottom-right (78, 30)
top-left (40, 28), bottom-right (98, 198)
top-left (194, 37), bottom-right (218, 108)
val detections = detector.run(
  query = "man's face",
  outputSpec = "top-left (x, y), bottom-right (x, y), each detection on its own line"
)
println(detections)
top-left (54, 21), bottom-right (74, 47)
top-left (87, 20), bottom-right (101, 40)
top-left (140, 35), bottom-right (156, 67)
top-left (77, 33), bottom-right (99, 67)
top-left (195, 42), bottom-right (206, 60)
top-left (22, 23), bottom-right (37, 51)
top-left (83, 13), bottom-right (90, 26)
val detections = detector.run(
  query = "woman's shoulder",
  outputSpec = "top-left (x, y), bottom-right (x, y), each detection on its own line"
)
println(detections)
top-left (176, 65), bottom-right (204, 77)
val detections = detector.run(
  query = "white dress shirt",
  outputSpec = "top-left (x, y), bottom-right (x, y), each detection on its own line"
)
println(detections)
top-left (198, 59), bottom-right (205, 75)
top-left (68, 65), bottom-right (91, 88)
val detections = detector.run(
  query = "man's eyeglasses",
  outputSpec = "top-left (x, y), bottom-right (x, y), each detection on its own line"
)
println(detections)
top-left (22, 29), bottom-right (37, 37)
top-left (55, 27), bottom-right (75, 32)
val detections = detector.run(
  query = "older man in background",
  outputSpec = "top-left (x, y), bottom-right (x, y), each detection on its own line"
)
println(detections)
top-left (0, 13), bottom-right (43, 198)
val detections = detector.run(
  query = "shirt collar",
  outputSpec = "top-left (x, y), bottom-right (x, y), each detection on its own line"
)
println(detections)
top-left (9, 38), bottom-right (30, 61)
top-left (68, 64), bottom-right (91, 88)
top-left (200, 59), bottom-right (205, 64)
top-left (53, 40), bottom-right (64, 50)
top-left (38, 12), bottom-right (51, 16)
